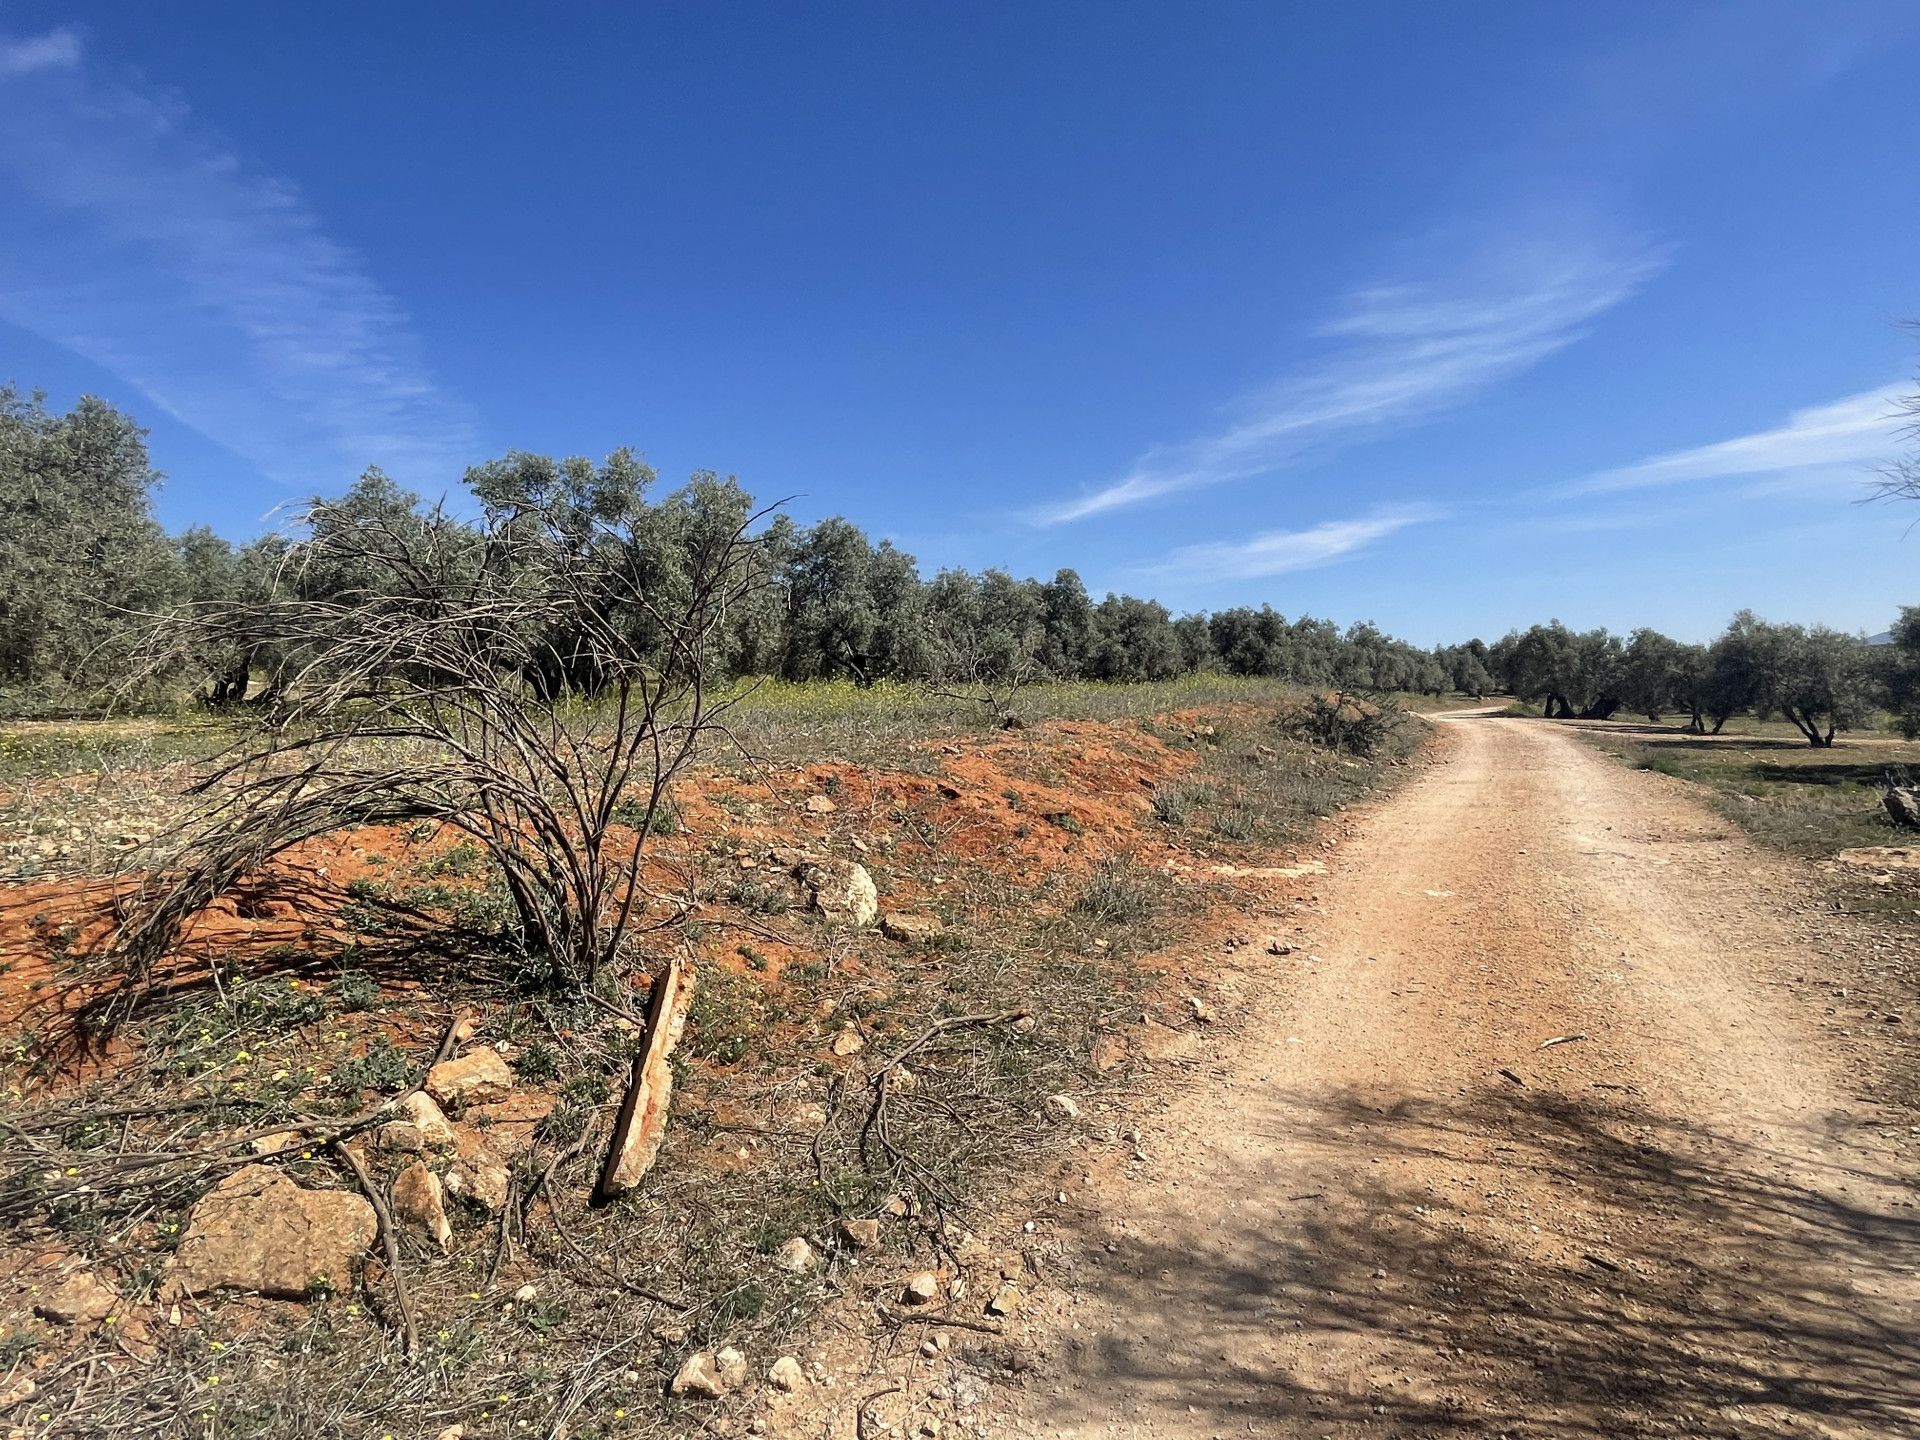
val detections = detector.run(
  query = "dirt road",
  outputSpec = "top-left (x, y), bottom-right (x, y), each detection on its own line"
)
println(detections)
top-left (1014, 714), bottom-right (1919, 1439)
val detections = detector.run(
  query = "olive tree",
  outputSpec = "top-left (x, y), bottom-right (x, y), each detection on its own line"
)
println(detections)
top-left (0, 387), bottom-right (181, 708)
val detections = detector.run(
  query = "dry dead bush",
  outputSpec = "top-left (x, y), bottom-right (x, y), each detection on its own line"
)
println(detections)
top-left (104, 473), bottom-right (774, 1013)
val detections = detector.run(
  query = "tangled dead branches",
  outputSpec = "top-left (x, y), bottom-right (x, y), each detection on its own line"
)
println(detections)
top-left (101, 470), bottom-right (778, 1018)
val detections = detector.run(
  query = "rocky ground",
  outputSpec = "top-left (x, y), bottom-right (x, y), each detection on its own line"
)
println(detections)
top-left (0, 693), bottom-right (1419, 1438)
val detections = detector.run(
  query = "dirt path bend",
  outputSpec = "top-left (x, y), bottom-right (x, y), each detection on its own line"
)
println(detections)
top-left (1014, 715), bottom-right (1920, 1440)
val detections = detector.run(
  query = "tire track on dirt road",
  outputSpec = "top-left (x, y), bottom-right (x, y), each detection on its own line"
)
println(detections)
top-left (1010, 713), bottom-right (1920, 1439)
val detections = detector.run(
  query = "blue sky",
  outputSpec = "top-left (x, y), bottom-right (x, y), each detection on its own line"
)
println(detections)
top-left (2, 2), bottom-right (1917, 644)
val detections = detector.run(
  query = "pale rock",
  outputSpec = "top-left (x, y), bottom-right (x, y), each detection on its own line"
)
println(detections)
top-left (901, 1271), bottom-right (941, 1305)
top-left (379, 1092), bottom-right (458, 1152)
top-left (35, 1272), bottom-right (118, 1324)
top-left (1188, 996), bottom-right (1217, 1024)
top-left (840, 1216), bottom-right (882, 1250)
top-left (951, 1373), bottom-right (990, 1409)
top-left (879, 911), bottom-right (943, 945)
top-left (985, 1283), bottom-right (1022, 1317)
top-left (794, 859), bottom-right (878, 927)
top-left (391, 1161), bottom-right (451, 1251)
top-left (513, 1283), bottom-right (539, 1303)
top-left (1043, 1093), bottom-right (1081, 1123)
top-left (805, 794), bottom-right (837, 814)
top-left (767, 1355), bottom-right (806, 1392)
top-left (166, 1165), bottom-right (376, 1299)
top-left (671, 1351), bottom-right (729, 1399)
top-left (774, 1237), bottom-right (816, 1273)
top-left (830, 1025), bottom-right (865, 1057)
top-left (425, 1047), bottom-right (514, 1106)
top-left (445, 1146), bottom-right (511, 1212)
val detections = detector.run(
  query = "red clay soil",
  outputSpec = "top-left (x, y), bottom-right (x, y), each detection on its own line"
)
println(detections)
top-left (0, 711), bottom-right (1210, 1075)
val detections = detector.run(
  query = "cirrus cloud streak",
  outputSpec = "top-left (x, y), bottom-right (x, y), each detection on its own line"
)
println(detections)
top-left (1144, 504), bottom-right (1443, 582)
top-left (0, 25), bottom-right (477, 491)
top-left (1038, 228), bottom-right (1664, 526)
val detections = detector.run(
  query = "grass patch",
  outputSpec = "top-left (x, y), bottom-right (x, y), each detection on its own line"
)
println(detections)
top-left (1072, 858), bottom-right (1163, 925)
top-left (1578, 723), bottom-right (1920, 858)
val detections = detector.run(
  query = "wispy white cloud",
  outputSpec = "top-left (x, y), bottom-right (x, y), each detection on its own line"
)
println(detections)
top-left (1145, 504), bottom-right (1441, 582)
top-left (0, 25), bottom-right (80, 75)
top-left (1561, 383), bottom-right (1908, 496)
top-left (0, 25), bottom-right (477, 489)
top-left (1036, 226), bottom-right (1663, 525)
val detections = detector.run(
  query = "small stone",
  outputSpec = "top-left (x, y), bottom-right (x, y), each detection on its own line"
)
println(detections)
top-left (768, 1355), bottom-right (806, 1392)
top-left (445, 1147), bottom-right (511, 1212)
top-left (806, 794), bottom-right (837, 814)
top-left (1043, 1093), bottom-right (1081, 1123)
top-left (951, 1373), bottom-right (990, 1409)
top-left (985, 1283), bottom-right (1022, 1317)
top-left (425, 1048), bottom-right (514, 1106)
top-left (512, 1283), bottom-right (539, 1303)
top-left (831, 1026), bottom-right (865, 1057)
top-left (795, 858), bottom-right (879, 927)
top-left (840, 1217), bottom-right (882, 1250)
top-left (1188, 997), bottom-right (1217, 1024)
top-left (880, 912), bottom-right (943, 945)
top-left (435, 1427), bottom-right (466, 1440)
top-left (391, 1161), bottom-right (452, 1252)
top-left (671, 1351), bottom-right (729, 1399)
top-left (715, 1346), bottom-right (748, 1389)
top-left (901, 1271), bottom-right (941, 1305)
top-left (35, 1272), bottom-right (118, 1325)
top-left (394, 1092), bottom-right (457, 1145)
top-left (774, 1237), bottom-right (816, 1273)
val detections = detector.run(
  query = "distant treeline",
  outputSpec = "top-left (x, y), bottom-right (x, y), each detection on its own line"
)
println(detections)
top-left (2, 386), bottom-right (1915, 745)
